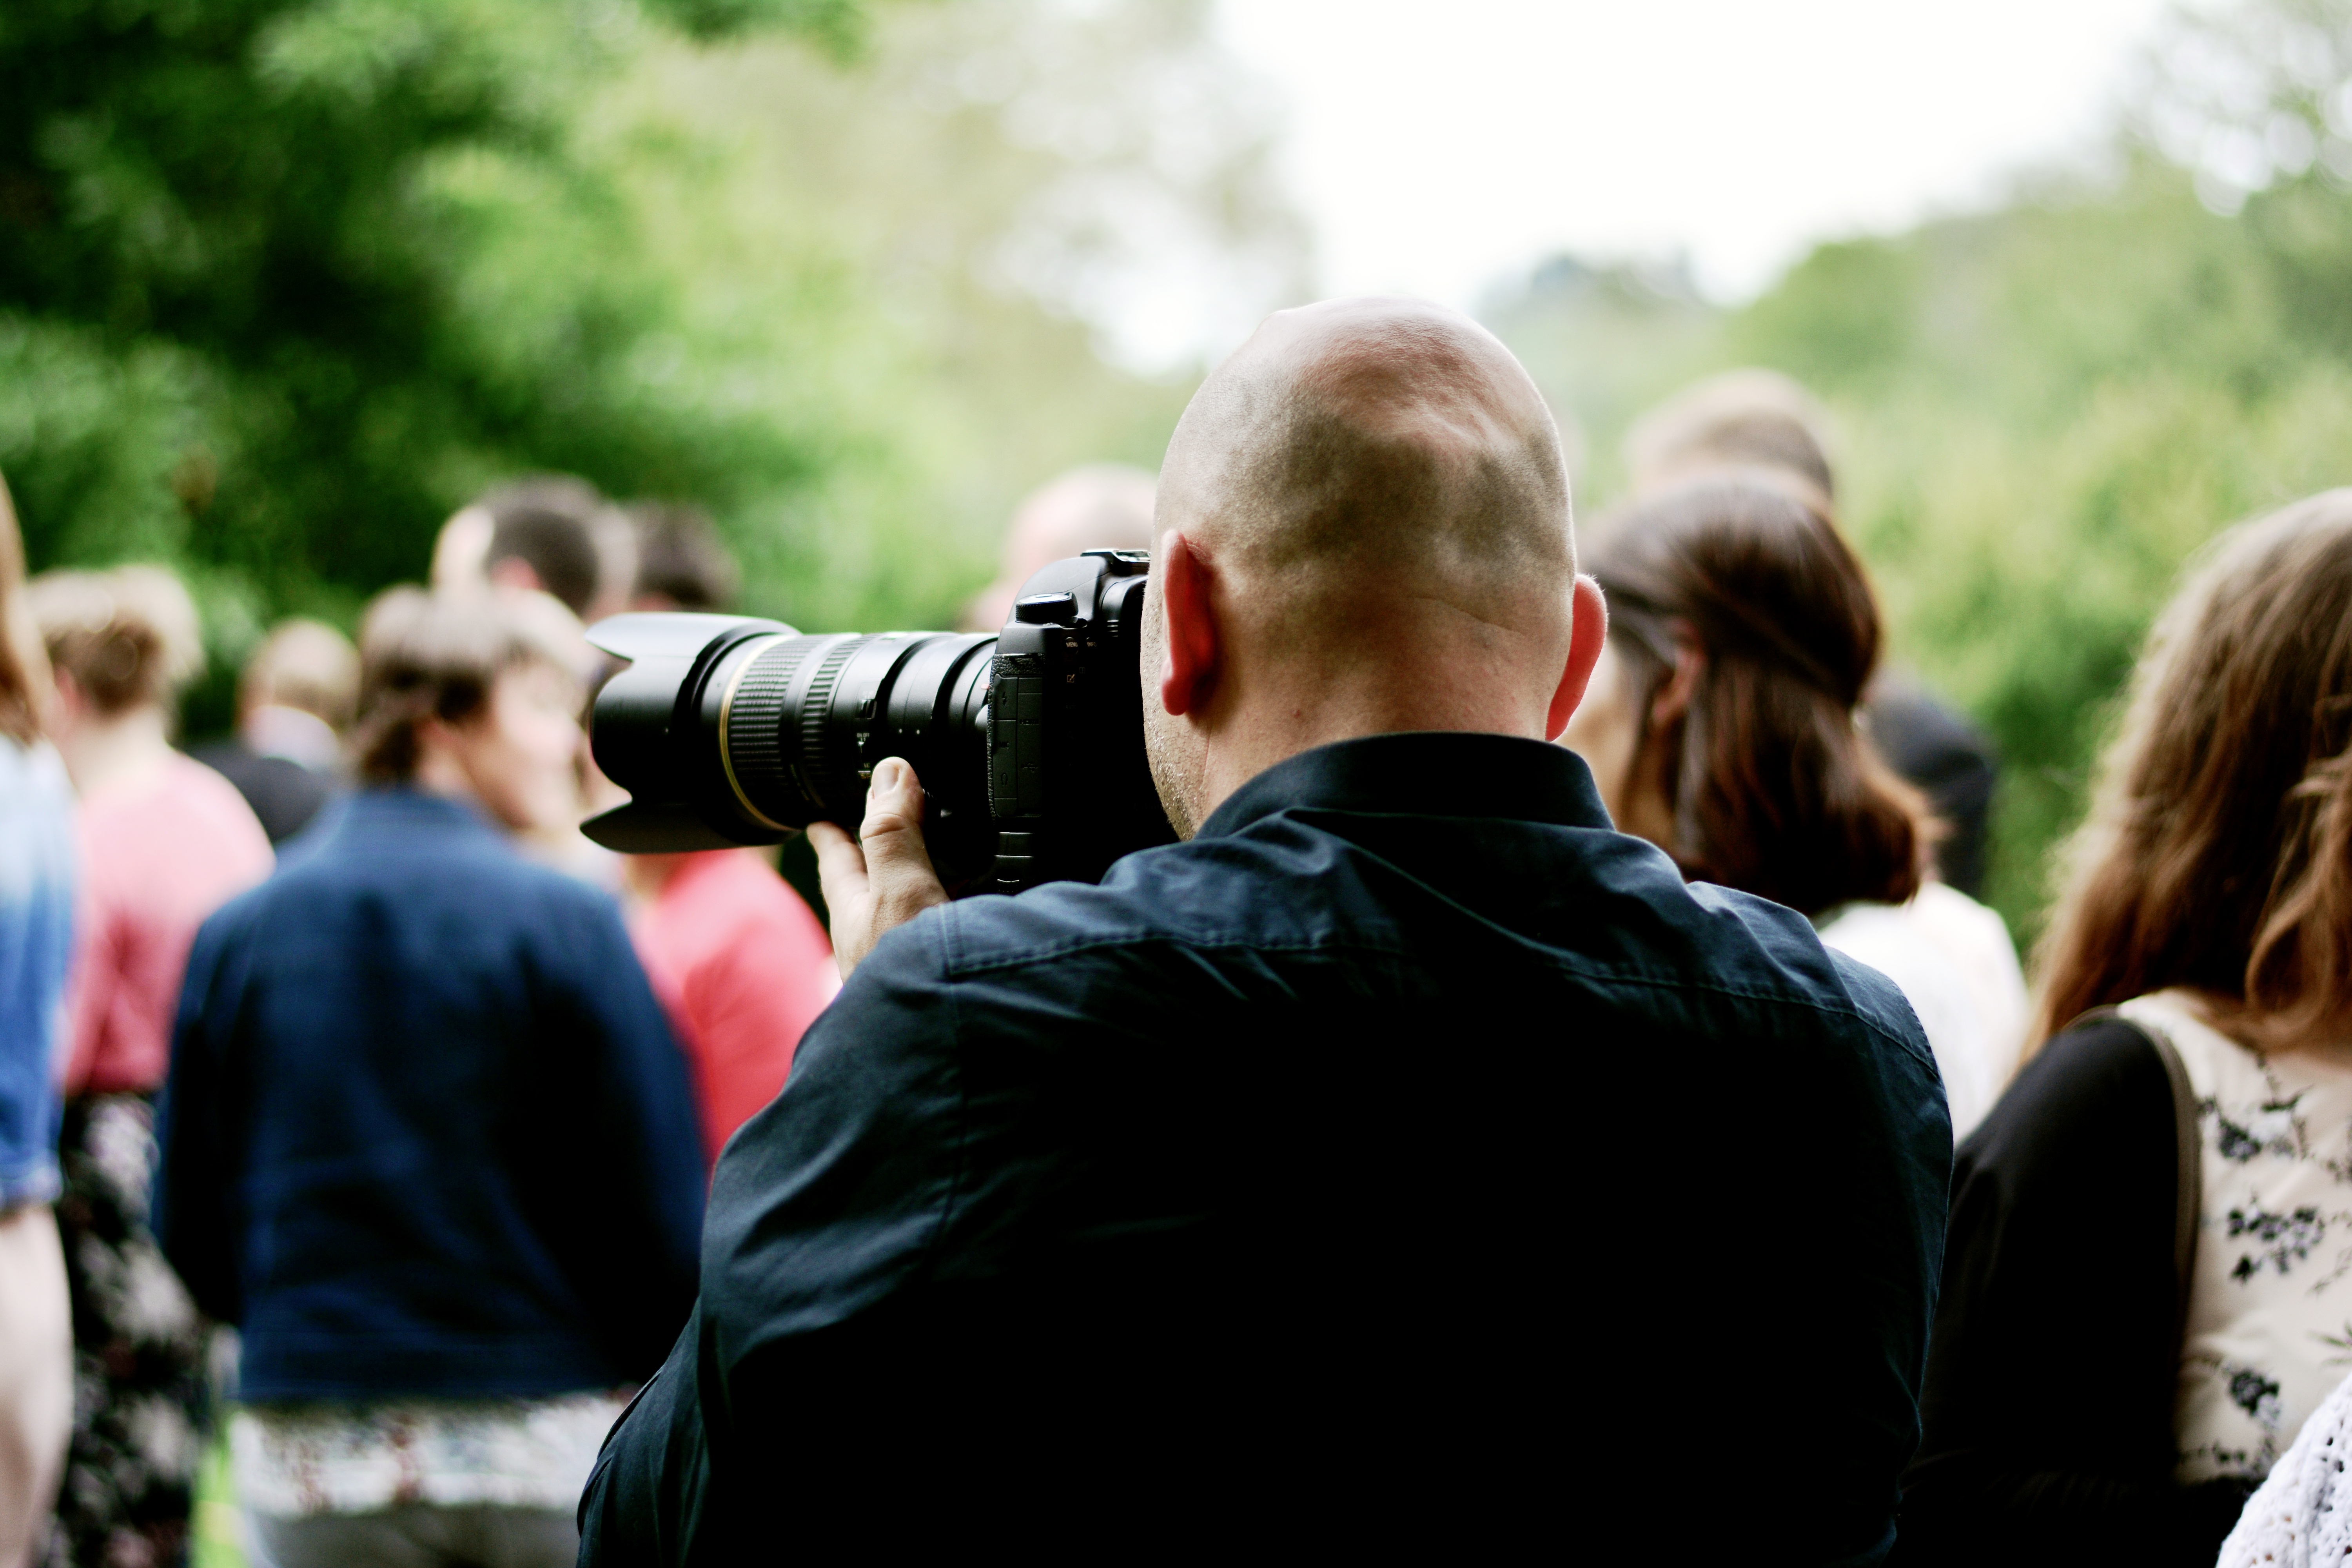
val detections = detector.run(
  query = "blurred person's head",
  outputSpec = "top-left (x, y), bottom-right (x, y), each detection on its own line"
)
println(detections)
top-left (628, 502), bottom-right (739, 612)
top-left (352, 586), bottom-right (587, 834)
top-left (960, 465), bottom-right (1158, 632)
top-left (238, 618), bottom-right (359, 769)
top-left (586, 507), bottom-right (639, 624)
top-left (436, 475), bottom-right (608, 618)
top-left (1143, 296), bottom-right (1605, 838)
top-left (0, 471), bottom-right (49, 746)
top-left (2033, 490), bottom-right (2352, 1053)
top-left (1623, 369), bottom-right (1837, 510)
top-left (28, 564), bottom-right (205, 789)
top-left (1562, 474), bottom-right (1926, 917)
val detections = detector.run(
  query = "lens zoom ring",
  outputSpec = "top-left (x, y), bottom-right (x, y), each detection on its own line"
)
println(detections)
top-left (727, 640), bottom-right (815, 820)
top-left (795, 637), bottom-right (863, 808)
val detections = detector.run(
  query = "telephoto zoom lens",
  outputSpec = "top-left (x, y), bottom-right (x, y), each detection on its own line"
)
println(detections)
top-left (582, 550), bottom-right (1175, 895)
top-left (584, 617), bottom-right (999, 883)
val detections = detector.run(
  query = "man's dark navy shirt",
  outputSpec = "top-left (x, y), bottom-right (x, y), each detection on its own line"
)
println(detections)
top-left (579, 733), bottom-right (1950, 1561)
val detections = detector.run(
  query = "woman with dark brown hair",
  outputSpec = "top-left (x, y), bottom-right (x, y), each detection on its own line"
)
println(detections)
top-left (1562, 473), bottom-right (2027, 1137)
top-left (1896, 490), bottom-right (2352, 1565)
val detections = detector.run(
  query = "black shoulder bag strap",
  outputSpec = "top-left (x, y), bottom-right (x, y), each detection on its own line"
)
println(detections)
top-left (2074, 1005), bottom-right (2203, 1339)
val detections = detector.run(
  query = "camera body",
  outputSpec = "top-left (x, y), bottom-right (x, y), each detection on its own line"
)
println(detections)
top-left (582, 549), bottom-right (1175, 894)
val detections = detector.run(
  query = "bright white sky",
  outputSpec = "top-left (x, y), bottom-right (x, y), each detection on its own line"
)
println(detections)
top-left (1212, 0), bottom-right (2176, 309)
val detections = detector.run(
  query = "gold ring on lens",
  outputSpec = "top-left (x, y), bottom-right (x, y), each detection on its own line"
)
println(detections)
top-left (717, 636), bottom-right (795, 833)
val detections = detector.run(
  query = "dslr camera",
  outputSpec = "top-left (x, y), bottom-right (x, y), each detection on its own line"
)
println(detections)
top-left (582, 550), bottom-right (1176, 893)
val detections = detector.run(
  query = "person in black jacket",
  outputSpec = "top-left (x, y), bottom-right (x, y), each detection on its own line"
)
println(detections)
top-left (156, 587), bottom-right (704, 1568)
top-left (192, 617), bottom-right (358, 844)
top-left (578, 297), bottom-right (1951, 1562)
top-left (1896, 489), bottom-right (2352, 1564)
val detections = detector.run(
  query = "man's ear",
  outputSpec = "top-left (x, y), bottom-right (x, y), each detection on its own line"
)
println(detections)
top-left (1157, 531), bottom-right (1222, 719)
top-left (1650, 627), bottom-right (1704, 728)
top-left (1545, 575), bottom-right (1609, 741)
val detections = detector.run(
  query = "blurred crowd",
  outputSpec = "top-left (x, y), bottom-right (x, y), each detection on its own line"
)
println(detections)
top-left (0, 334), bottom-right (2350, 1566)
top-left (0, 477), bottom-right (835, 1567)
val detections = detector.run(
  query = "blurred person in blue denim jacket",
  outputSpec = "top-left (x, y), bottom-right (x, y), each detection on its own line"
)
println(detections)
top-left (156, 586), bottom-right (703, 1568)
top-left (0, 473), bottom-right (75, 1568)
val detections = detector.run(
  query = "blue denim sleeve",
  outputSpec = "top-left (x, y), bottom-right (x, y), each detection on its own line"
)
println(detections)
top-left (0, 742), bottom-right (75, 1210)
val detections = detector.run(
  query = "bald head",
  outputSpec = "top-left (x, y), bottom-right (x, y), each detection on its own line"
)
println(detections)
top-left (1143, 298), bottom-right (1603, 836)
top-left (1158, 297), bottom-right (1573, 631)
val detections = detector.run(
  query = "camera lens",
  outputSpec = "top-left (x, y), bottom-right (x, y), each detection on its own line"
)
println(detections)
top-left (711, 631), bottom-right (996, 874)
top-left (583, 550), bottom-right (1174, 893)
top-left (584, 615), bottom-right (996, 882)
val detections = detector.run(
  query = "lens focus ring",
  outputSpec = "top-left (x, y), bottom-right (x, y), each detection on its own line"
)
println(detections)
top-left (794, 637), bottom-right (864, 811)
top-left (722, 638), bottom-right (818, 826)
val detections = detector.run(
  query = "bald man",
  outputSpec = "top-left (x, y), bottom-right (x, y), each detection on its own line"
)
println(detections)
top-left (579, 300), bottom-right (1949, 1562)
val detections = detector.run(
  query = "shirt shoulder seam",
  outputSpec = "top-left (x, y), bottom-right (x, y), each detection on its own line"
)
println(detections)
top-left (940, 926), bottom-right (1913, 1046)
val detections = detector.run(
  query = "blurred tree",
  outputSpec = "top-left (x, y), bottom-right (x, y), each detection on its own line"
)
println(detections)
top-left (1487, 0), bottom-right (2352, 941)
top-left (608, 0), bottom-right (1308, 630)
top-left (0, 0), bottom-right (831, 597)
top-left (1479, 255), bottom-right (1722, 503)
top-left (0, 0), bottom-right (1307, 729)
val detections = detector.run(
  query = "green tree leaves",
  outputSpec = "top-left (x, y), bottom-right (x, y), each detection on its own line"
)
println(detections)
top-left (1, 0), bottom-right (1298, 708)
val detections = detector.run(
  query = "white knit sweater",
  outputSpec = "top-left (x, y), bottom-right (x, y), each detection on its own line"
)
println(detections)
top-left (2221, 1366), bottom-right (2352, 1566)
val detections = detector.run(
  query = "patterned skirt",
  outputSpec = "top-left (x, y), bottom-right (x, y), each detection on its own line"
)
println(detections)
top-left (44, 1093), bottom-right (209, 1568)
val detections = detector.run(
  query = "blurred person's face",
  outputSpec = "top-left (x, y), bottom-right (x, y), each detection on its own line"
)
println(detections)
top-left (430, 660), bottom-right (585, 833)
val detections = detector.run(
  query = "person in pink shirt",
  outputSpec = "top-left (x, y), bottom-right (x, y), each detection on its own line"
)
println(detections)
top-left (627, 849), bottom-right (838, 1163)
top-left (612, 506), bottom-right (837, 1161)
top-left (27, 564), bottom-right (271, 1567)
top-left (62, 754), bottom-right (274, 1097)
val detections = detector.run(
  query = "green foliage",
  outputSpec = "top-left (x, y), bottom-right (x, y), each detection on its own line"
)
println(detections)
top-left (1492, 136), bottom-right (2352, 942)
top-left (1746, 156), bottom-right (2352, 938)
top-left (1481, 256), bottom-right (1722, 503)
top-left (0, 0), bottom-right (839, 678)
top-left (0, 0), bottom-right (1290, 735)
top-left (1735, 238), bottom-right (1921, 395)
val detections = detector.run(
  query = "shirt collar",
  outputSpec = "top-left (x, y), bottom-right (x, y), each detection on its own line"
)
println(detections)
top-left (1194, 732), bottom-right (1613, 840)
top-left (350, 784), bottom-right (505, 836)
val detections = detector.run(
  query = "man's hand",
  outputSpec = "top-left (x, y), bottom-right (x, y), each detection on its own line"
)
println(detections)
top-left (809, 757), bottom-right (949, 980)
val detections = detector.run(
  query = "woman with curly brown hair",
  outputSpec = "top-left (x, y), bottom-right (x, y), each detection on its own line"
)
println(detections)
top-left (1898, 490), bottom-right (2352, 1564)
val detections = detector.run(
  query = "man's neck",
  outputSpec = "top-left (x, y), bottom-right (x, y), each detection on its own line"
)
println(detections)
top-left (410, 748), bottom-right (483, 811)
top-left (1195, 672), bottom-right (1543, 827)
top-left (58, 705), bottom-right (172, 798)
